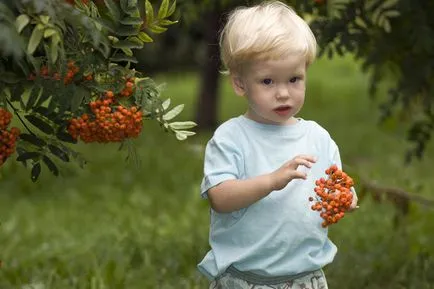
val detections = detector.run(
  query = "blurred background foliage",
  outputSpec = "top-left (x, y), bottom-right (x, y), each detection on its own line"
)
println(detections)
top-left (1, 0), bottom-right (434, 288)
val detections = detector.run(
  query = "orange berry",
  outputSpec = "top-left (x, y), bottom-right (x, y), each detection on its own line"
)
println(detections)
top-left (105, 90), bottom-right (114, 98)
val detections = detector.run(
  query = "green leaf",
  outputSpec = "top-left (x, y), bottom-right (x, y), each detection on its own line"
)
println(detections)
top-left (48, 144), bottom-right (70, 162)
top-left (98, 18), bottom-right (118, 33)
top-left (52, 33), bottom-right (61, 45)
top-left (110, 54), bottom-right (138, 63)
top-left (15, 14), bottom-right (30, 33)
top-left (31, 162), bottom-right (41, 182)
top-left (56, 131), bottom-right (77, 144)
top-left (108, 35), bottom-right (120, 43)
top-left (43, 28), bottom-right (56, 38)
top-left (26, 87), bottom-right (43, 111)
top-left (384, 10), bottom-right (400, 18)
top-left (115, 25), bottom-right (139, 36)
top-left (175, 130), bottom-right (195, 140)
top-left (20, 133), bottom-right (47, 147)
top-left (138, 32), bottom-right (153, 42)
top-left (120, 0), bottom-right (138, 15)
top-left (145, 0), bottom-right (154, 24)
top-left (166, 0), bottom-right (176, 17)
top-left (16, 151), bottom-right (41, 162)
top-left (112, 39), bottom-right (143, 49)
top-left (33, 106), bottom-right (58, 122)
top-left (16, 58), bottom-right (31, 77)
top-left (14, 147), bottom-right (27, 166)
top-left (168, 121), bottom-right (197, 130)
top-left (383, 19), bottom-right (391, 33)
top-left (27, 24), bottom-right (44, 55)
top-left (39, 15), bottom-right (50, 25)
top-left (381, 0), bottom-right (399, 10)
top-left (159, 19), bottom-right (178, 26)
top-left (33, 106), bottom-right (51, 116)
top-left (0, 72), bottom-right (20, 84)
top-left (158, 0), bottom-right (169, 19)
top-left (177, 130), bottom-right (196, 136)
top-left (128, 36), bottom-right (144, 46)
top-left (71, 86), bottom-right (87, 112)
top-left (35, 92), bottom-right (51, 108)
top-left (121, 47), bottom-right (133, 56)
top-left (120, 16), bottom-right (143, 25)
top-left (50, 36), bottom-right (59, 63)
top-left (2, 88), bottom-right (11, 98)
top-left (25, 114), bottom-right (54, 135)
top-left (162, 98), bottom-right (170, 110)
top-left (104, 0), bottom-right (121, 21)
top-left (354, 17), bottom-right (367, 30)
top-left (147, 24), bottom-right (167, 33)
top-left (47, 95), bottom-right (57, 114)
top-left (128, 0), bottom-right (138, 8)
top-left (120, 0), bottom-right (129, 12)
top-left (42, 155), bottom-right (59, 176)
top-left (167, 0), bottom-right (176, 17)
top-left (162, 104), bottom-right (184, 121)
top-left (0, 2), bottom-right (16, 24)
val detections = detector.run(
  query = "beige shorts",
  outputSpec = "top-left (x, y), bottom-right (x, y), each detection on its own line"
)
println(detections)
top-left (209, 269), bottom-right (328, 289)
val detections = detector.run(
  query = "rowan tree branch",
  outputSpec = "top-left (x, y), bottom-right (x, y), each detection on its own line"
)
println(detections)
top-left (360, 178), bottom-right (434, 208)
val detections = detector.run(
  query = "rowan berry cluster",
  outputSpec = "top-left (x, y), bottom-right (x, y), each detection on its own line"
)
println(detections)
top-left (0, 108), bottom-right (20, 167)
top-left (67, 90), bottom-right (143, 143)
top-left (119, 77), bottom-right (135, 97)
top-left (28, 61), bottom-right (80, 85)
top-left (309, 164), bottom-right (354, 227)
top-left (63, 61), bottom-right (80, 85)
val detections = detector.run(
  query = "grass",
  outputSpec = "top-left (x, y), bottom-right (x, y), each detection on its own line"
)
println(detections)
top-left (0, 55), bottom-right (434, 289)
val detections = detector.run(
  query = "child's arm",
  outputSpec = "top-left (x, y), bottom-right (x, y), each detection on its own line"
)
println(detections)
top-left (208, 154), bottom-right (317, 213)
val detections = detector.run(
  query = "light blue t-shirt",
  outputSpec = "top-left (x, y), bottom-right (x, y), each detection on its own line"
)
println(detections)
top-left (198, 115), bottom-right (349, 281)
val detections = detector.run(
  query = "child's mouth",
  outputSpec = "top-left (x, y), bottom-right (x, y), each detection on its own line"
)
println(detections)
top-left (274, 106), bottom-right (291, 116)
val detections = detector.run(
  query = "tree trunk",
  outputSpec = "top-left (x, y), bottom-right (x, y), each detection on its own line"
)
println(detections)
top-left (195, 7), bottom-right (222, 130)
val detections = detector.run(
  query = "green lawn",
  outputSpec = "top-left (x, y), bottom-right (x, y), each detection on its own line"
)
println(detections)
top-left (0, 55), bottom-right (434, 289)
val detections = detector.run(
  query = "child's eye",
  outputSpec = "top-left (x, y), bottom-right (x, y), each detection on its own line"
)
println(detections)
top-left (289, 77), bottom-right (299, 83)
top-left (262, 78), bottom-right (273, 85)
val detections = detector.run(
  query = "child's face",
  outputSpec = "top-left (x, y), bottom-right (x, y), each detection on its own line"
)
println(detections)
top-left (231, 55), bottom-right (307, 125)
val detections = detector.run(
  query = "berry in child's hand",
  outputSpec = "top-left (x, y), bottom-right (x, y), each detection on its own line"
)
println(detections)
top-left (309, 165), bottom-right (354, 228)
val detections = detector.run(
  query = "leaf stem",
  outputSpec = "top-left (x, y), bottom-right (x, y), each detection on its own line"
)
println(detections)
top-left (5, 98), bottom-right (34, 135)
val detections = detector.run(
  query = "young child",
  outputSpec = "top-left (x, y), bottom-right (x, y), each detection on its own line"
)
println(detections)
top-left (198, 1), bottom-right (358, 288)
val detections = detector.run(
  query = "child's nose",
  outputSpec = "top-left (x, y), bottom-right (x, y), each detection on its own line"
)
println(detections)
top-left (276, 85), bottom-right (290, 99)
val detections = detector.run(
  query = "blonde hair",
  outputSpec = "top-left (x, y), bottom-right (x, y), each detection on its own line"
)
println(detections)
top-left (219, 1), bottom-right (317, 74)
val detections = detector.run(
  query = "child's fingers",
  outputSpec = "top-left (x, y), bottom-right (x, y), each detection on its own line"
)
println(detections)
top-left (348, 197), bottom-right (359, 212)
top-left (291, 171), bottom-right (308, 180)
top-left (287, 155), bottom-right (316, 169)
top-left (347, 205), bottom-right (359, 213)
top-left (295, 154), bottom-right (317, 163)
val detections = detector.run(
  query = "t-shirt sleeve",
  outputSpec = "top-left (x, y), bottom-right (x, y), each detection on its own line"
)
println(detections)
top-left (330, 140), bottom-right (342, 170)
top-left (329, 140), bottom-right (358, 198)
top-left (200, 135), bottom-right (243, 199)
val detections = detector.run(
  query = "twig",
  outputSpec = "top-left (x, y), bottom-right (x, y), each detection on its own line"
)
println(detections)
top-left (5, 98), bottom-right (33, 135)
top-left (360, 178), bottom-right (434, 208)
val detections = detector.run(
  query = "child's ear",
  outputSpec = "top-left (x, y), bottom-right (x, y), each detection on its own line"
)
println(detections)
top-left (230, 75), bottom-right (246, 96)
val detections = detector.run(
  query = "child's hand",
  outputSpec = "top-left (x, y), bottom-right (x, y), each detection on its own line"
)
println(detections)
top-left (348, 193), bottom-right (359, 212)
top-left (269, 155), bottom-right (316, 191)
